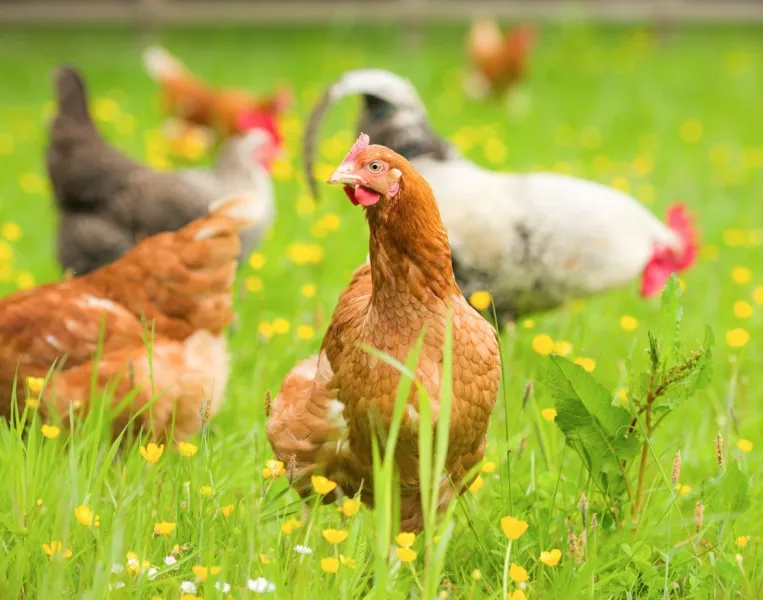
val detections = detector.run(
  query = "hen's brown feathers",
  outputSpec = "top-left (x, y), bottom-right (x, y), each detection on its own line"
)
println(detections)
top-left (268, 144), bottom-right (502, 530)
top-left (0, 197), bottom-right (248, 438)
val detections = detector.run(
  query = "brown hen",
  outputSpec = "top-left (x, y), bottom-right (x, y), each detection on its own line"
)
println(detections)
top-left (267, 134), bottom-right (502, 530)
top-left (142, 46), bottom-right (290, 139)
top-left (0, 194), bottom-right (257, 440)
top-left (465, 20), bottom-right (535, 99)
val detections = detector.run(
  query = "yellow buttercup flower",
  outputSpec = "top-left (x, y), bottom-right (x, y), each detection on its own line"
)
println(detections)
top-left (26, 376), bottom-right (44, 394)
top-left (192, 565), bottom-right (221, 581)
top-left (737, 439), bottom-right (753, 453)
top-left (338, 497), bottom-right (361, 517)
top-left (322, 529), bottom-right (349, 544)
top-left (200, 485), bottom-right (215, 497)
top-left (522, 319), bottom-right (534, 329)
top-left (726, 328), bottom-right (750, 349)
top-left (481, 461), bottom-right (497, 473)
top-left (139, 443), bottom-right (164, 464)
top-left (509, 562), bottom-right (529, 583)
top-left (553, 340), bottom-right (573, 356)
top-left (619, 315), bottom-right (638, 331)
top-left (539, 548), bottom-right (562, 566)
top-left (469, 290), bottom-right (492, 311)
top-left (301, 283), bottom-right (317, 298)
top-left (249, 252), bottom-right (266, 270)
top-left (675, 483), bottom-right (692, 496)
top-left (42, 541), bottom-right (72, 558)
top-left (153, 521), bottom-right (176, 535)
top-left (541, 408), bottom-right (557, 421)
top-left (177, 442), bottom-right (198, 457)
top-left (41, 424), bottom-right (60, 439)
top-left (753, 286), bottom-right (763, 306)
top-left (220, 504), bottom-right (235, 517)
top-left (736, 535), bottom-right (751, 548)
top-left (532, 334), bottom-right (554, 356)
top-left (731, 266), bottom-right (752, 284)
top-left (280, 518), bottom-right (303, 535)
top-left (16, 271), bottom-right (36, 290)
top-left (509, 590), bottom-right (527, 600)
top-left (396, 532), bottom-right (416, 548)
top-left (297, 324), bottom-right (315, 340)
top-left (258, 322), bottom-right (274, 339)
top-left (734, 301), bottom-right (753, 319)
top-left (311, 475), bottom-right (337, 495)
top-left (245, 276), bottom-right (263, 292)
top-left (395, 547), bottom-right (417, 563)
top-left (260, 554), bottom-right (271, 564)
top-left (340, 555), bottom-right (356, 569)
top-left (468, 475), bottom-right (484, 493)
top-left (272, 318), bottom-right (291, 335)
top-left (286, 242), bottom-right (324, 265)
top-left (321, 557), bottom-right (339, 573)
top-left (574, 357), bottom-right (597, 372)
top-left (262, 459), bottom-right (286, 479)
top-left (501, 516), bottom-right (528, 540)
top-left (74, 505), bottom-right (100, 527)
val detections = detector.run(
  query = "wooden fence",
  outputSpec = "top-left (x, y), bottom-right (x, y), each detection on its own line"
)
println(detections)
top-left (3, 0), bottom-right (763, 24)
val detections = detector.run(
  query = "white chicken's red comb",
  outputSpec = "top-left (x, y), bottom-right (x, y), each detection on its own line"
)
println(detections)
top-left (341, 133), bottom-right (370, 166)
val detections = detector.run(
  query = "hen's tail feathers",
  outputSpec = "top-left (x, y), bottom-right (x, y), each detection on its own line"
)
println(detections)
top-left (303, 69), bottom-right (428, 202)
top-left (666, 203), bottom-right (699, 271)
top-left (203, 191), bottom-right (264, 233)
top-left (143, 45), bottom-right (186, 83)
top-left (53, 66), bottom-right (92, 124)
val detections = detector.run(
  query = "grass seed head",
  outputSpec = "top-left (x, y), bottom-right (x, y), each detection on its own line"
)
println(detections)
top-left (716, 433), bottom-right (724, 468)
top-left (671, 450), bottom-right (682, 487)
top-left (694, 501), bottom-right (705, 532)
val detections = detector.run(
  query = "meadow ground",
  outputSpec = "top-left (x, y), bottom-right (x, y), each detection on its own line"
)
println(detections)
top-left (1, 23), bottom-right (762, 599)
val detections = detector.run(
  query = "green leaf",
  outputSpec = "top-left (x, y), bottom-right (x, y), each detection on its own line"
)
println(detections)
top-left (657, 275), bottom-right (683, 370)
top-left (540, 356), bottom-right (640, 498)
top-left (653, 325), bottom-right (715, 413)
top-left (720, 460), bottom-right (750, 515)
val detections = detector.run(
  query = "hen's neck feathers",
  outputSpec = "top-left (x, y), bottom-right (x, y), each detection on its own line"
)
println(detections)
top-left (366, 175), bottom-right (457, 306)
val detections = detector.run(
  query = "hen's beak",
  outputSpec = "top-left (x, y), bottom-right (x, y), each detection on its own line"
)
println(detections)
top-left (328, 165), bottom-right (363, 186)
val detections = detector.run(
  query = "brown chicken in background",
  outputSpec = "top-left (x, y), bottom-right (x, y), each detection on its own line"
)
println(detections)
top-left (267, 134), bottom-right (502, 531)
top-left (464, 19), bottom-right (535, 100)
top-left (0, 194), bottom-right (257, 440)
top-left (142, 46), bottom-right (291, 140)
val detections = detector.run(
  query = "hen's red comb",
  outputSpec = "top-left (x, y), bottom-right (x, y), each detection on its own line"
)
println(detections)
top-left (236, 111), bottom-right (283, 148)
top-left (341, 133), bottom-right (370, 167)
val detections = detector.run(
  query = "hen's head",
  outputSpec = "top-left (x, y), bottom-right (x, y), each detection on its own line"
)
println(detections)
top-left (327, 133), bottom-right (410, 209)
top-left (234, 111), bottom-right (282, 172)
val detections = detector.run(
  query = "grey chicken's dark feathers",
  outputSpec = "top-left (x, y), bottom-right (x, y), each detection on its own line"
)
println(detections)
top-left (46, 66), bottom-right (211, 276)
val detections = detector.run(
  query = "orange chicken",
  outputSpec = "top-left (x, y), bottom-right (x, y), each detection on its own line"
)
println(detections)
top-left (267, 134), bottom-right (502, 530)
top-left (0, 194), bottom-right (257, 440)
top-left (465, 20), bottom-right (535, 99)
top-left (143, 46), bottom-right (290, 140)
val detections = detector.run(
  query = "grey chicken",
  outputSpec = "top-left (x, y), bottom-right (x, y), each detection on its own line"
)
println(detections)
top-left (46, 66), bottom-right (275, 276)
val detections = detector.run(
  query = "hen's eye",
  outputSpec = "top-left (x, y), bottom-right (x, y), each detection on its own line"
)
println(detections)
top-left (368, 161), bottom-right (382, 173)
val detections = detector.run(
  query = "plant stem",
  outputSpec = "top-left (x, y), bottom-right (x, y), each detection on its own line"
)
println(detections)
top-left (502, 540), bottom-right (513, 600)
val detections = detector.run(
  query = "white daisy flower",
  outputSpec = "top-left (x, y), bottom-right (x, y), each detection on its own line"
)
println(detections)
top-left (294, 544), bottom-right (313, 555)
top-left (164, 555), bottom-right (177, 566)
top-left (108, 582), bottom-right (126, 590)
top-left (215, 582), bottom-right (232, 593)
top-left (111, 563), bottom-right (125, 574)
top-left (146, 567), bottom-right (158, 579)
top-left (247, 577), bottom-right (276, 593)
top-left (180, 580), bottom-right (197, 594)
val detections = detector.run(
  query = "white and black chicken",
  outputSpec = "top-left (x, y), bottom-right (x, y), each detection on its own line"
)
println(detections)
top-left (304, 69), bottom-right (698, 321)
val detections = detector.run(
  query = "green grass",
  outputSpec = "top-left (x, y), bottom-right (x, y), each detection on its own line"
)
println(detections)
top-left (1, 22), bottom-right (763, 599)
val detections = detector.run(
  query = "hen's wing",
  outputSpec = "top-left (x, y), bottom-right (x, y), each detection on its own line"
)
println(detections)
top-left (0, 282), bottom-right (145, 415)
top-left (47, 329), bottom-right (228, 440)
top-left (268, 263), bottom-right (372, 491)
